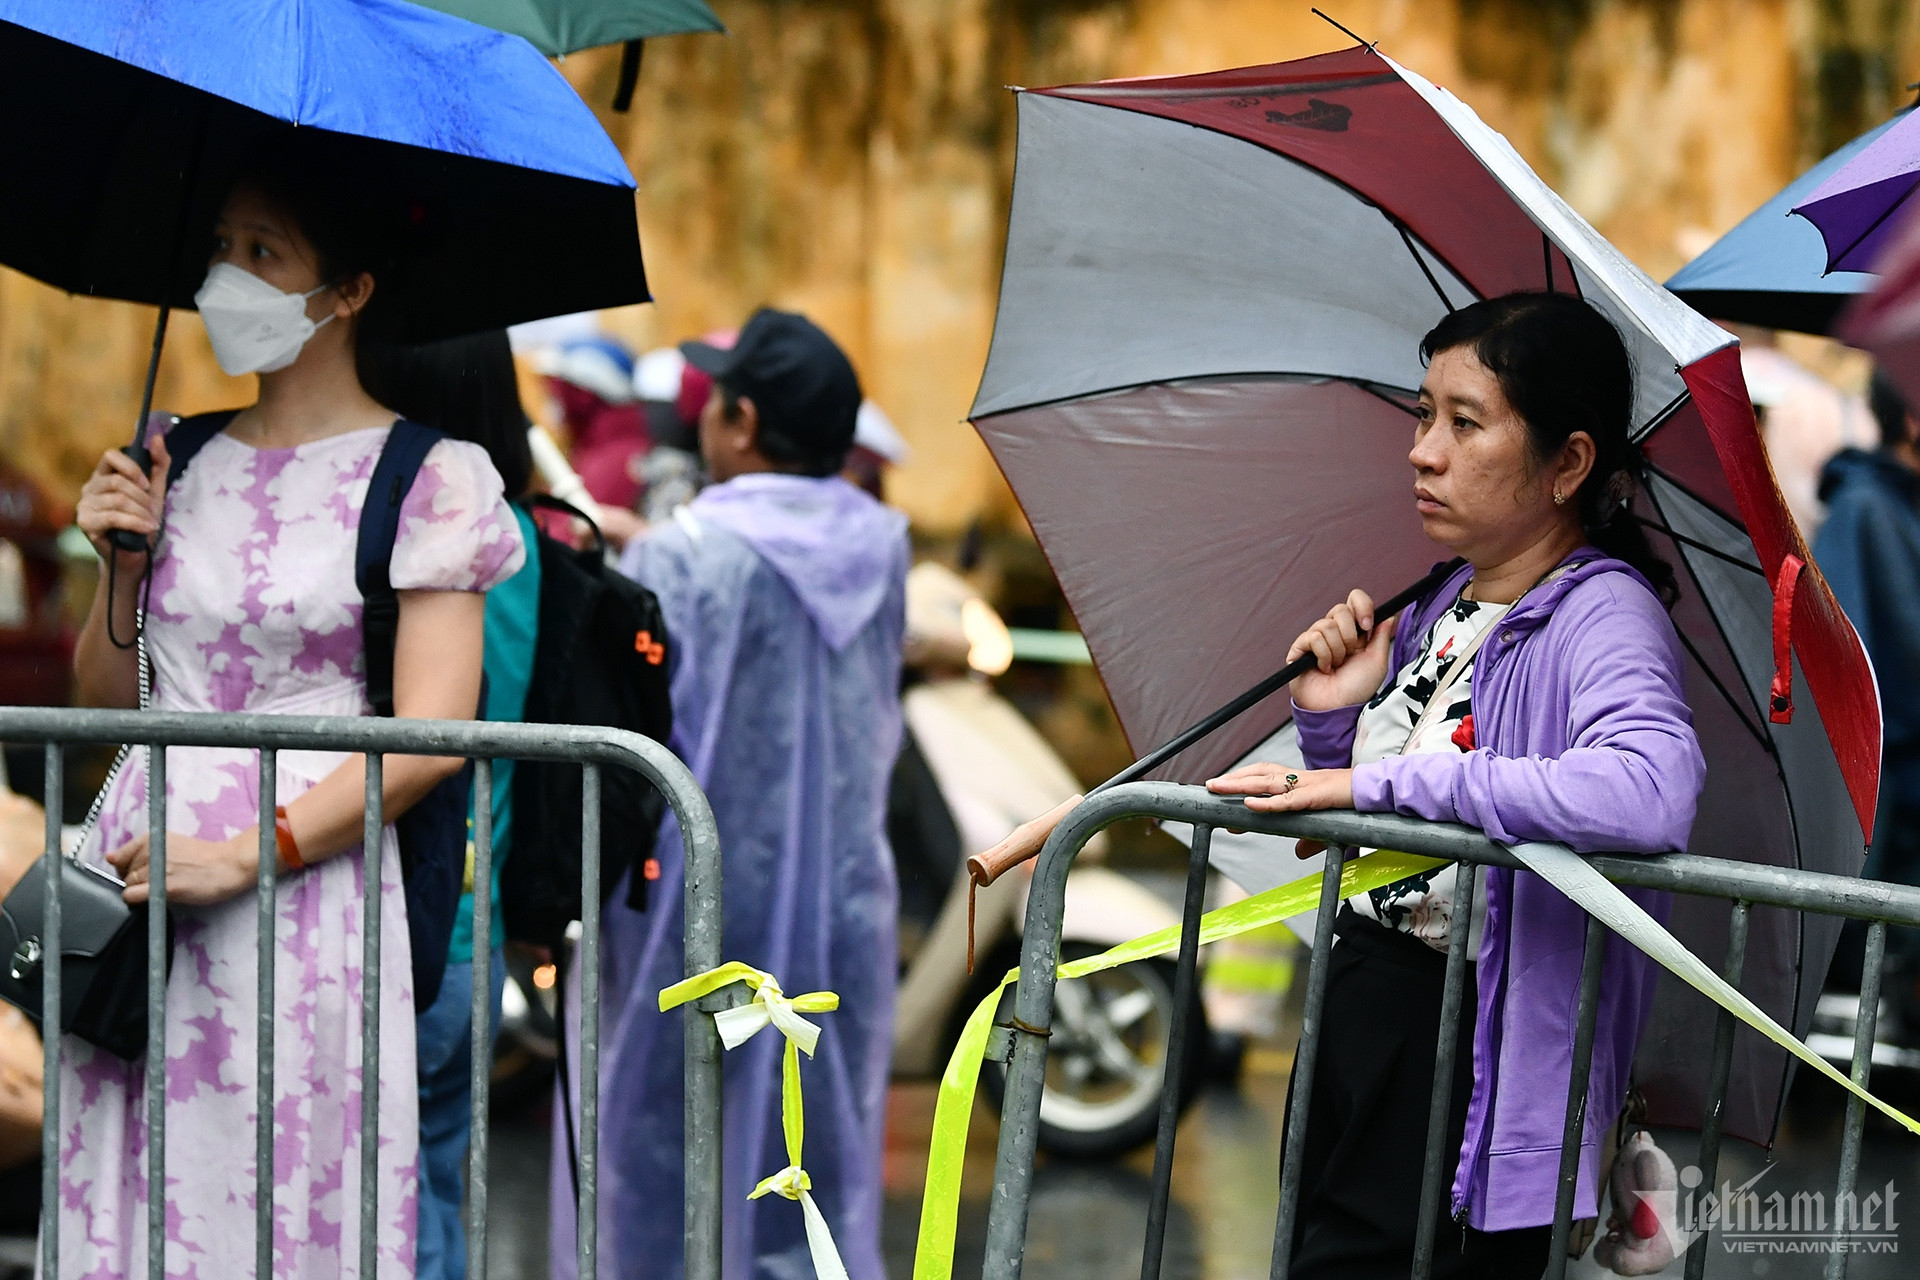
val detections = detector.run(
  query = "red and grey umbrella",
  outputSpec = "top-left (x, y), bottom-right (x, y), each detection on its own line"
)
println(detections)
top-left (970, 46), bottom-right (1880, 1146)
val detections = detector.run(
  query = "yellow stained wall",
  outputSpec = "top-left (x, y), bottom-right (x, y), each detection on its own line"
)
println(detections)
top-left (4, 0), bottom-right (1919, 530)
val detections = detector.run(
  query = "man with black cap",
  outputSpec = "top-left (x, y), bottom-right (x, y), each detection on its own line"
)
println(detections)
top-left (556, 309), bottom-right (908, 1280)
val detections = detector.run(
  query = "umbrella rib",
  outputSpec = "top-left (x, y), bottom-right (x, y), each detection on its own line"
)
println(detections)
top-left (1636, 386), bottom-right (1693, 442)
top-left (1817, 180), bottom-right (1920, 274)
top-left (1543, 231), bottom-right (1554, 293)
top-left (1672, 612), bottom-right (1774, 754)
top-left (1633, 515), bottom-right (1767, 578)
top-left (1644, 463), bottom-right (1752, 538)
top-left (1395, 221), bottom-right (1456, 313)
top-left (1350, 380), bottom-right (1421, 417)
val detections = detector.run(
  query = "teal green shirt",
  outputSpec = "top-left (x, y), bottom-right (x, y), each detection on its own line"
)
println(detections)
top-left (448, 506), bottom-right (541, 965)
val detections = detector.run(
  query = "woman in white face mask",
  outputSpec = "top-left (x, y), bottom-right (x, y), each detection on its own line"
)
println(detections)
top-left (65, 163), bottom-right (526, 1278)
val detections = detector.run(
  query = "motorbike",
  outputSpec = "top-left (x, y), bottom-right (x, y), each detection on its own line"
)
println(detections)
top-left (887, 564), bottom-right (1208, 1159)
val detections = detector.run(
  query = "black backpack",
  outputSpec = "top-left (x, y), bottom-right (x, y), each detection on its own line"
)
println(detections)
top-left (500, 495), bottom-right (674, 950)
top-left (164, 411), bottom-right (472, 1009)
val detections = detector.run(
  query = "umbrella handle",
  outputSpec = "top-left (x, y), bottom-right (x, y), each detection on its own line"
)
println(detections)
top-left (105, 444), bottom-right (153, 554)
top-left (107, 306), bottom-right (171, 554)
top-left (966, 795), bottom-right (1083, 888)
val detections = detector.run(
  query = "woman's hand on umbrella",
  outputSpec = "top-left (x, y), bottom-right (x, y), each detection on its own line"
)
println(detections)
top-left (1287, 589), bottom-right (1396, 711)
top-left (76, 435), bottom-right (171, 560)
top-left (1205, 765), bottom-right (1353, 814)
top-left (108, 826), bottom-right (257, 906)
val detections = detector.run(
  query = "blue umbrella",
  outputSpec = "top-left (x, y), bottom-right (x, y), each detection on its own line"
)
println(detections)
top-left (1666, 112), bottom-right (1903, 335)
top-left (0, 0), bottom-right (647, 339)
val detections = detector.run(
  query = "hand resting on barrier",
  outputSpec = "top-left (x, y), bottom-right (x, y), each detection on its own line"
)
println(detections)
top-left (1204, 764), bottom-right (1352, 858)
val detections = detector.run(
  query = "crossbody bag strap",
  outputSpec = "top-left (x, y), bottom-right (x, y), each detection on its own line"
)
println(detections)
top-left (356, 420), bottom-right (445, 719)
top-left (1400, 610), bottom-right (1503, 754)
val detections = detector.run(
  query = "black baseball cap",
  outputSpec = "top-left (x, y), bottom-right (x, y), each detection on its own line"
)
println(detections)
top-left (681, 308), bottom-right (862, 466)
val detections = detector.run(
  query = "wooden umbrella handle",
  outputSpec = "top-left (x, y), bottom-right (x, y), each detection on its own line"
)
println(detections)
top-left (966, 795), bottom-right (1084, 888)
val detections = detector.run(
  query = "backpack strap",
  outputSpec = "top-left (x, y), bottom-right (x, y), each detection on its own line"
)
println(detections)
top-left (356, 420), bottom-right (447, 719)
top-left (162, 410), bottom-right (242, 490)
top-left (522, 492), bottom-right (606, 554)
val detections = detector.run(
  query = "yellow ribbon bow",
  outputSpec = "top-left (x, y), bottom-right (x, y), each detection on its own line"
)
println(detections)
top-left (661, 961), bottom-right (848, 1280)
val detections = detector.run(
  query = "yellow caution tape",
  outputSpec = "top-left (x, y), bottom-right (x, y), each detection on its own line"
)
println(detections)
top-left (909, 847), bottom-right (1447, 1280)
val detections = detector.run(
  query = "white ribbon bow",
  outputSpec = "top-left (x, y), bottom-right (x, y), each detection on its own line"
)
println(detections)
top-left (713, 976), bottom-right (823, 1056)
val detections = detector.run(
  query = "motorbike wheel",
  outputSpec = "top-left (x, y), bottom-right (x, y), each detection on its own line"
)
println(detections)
top-left (972, 940), bottom-right (1207, 1160)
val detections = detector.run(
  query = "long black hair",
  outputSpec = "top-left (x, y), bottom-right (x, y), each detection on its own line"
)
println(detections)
top-left (1418, 292), bottom-right (1677, 606)
top-left (358, 330), bottom-right (534, 500)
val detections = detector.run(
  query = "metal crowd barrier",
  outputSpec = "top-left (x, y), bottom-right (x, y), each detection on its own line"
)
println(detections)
top-left (0, 707), bottom-right (723, 1280)
top-left (981, 781), bottom-right (1920, 1280)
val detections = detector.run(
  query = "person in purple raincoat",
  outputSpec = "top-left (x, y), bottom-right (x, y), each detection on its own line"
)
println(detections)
top-left (552, 309), bottom-right (908, 1280)
top-left (1211, 293), bottom-right (1705, 1279)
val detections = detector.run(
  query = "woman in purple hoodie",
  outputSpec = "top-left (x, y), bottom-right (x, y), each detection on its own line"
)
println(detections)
top-left (1210, 293), bottom-right (1705, 1279)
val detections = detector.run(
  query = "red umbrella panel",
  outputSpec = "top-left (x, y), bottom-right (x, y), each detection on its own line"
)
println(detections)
top-left (969, 47), bottom-right (1881, 1147)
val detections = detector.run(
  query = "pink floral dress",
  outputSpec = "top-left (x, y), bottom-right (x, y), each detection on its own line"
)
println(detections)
top-left (55, 423), bottom-right (525, 1279)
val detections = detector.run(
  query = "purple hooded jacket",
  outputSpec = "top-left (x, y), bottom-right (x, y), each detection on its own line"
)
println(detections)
top-left (1293, 554), bottom-right (1705, 1231)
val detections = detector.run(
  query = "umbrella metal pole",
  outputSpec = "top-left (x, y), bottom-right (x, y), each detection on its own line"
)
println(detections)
top-left (1139, 825), bottom-right (1212, 1280)
top-left (1684, 900), bottom-right (1751, 1280)
top-left (1101, 563), bottom-right (1458, 794)
top-left (1269, 845), bottom-right (1349, 1280)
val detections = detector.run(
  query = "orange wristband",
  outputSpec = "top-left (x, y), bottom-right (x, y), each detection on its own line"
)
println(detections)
top-left (274, 805), bottom-right (304, 874)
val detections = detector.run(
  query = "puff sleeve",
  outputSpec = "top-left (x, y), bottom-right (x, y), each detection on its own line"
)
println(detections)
top-left (388, 439), bottom-right (527, 593)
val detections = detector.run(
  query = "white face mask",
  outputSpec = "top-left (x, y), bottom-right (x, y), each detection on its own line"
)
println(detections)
top-left (193, 262), bottom-right (335, 376)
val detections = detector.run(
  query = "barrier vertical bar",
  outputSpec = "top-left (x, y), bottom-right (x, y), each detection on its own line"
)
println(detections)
top-left (1545, 914), bottom-right (1606, 1280)
top-left (1412, 862), bottom-right (1479, 1280)
top-left (685, 771), bottom-right (725, 1280)
top-left (256, 749), bottom-right (278, 1278)
top-left (1685, 899), bottom-right (1751, 1280)
top-left (146, 742), bottom-right (166, 1280)
top-left (1269, 845), bottom-right (1350, 1280)
top-left (579, 764), bottom-right (602, 1280)
top-left (1139, 824), bottom-right (1212, 1280)
top-left (1825, 921), bottom-right (1885, 1280)
top-left (361, 754), bottom-right (383, 1279)
top-left (39, 741), bottom-right (61, 1280)
top-left (468, 758), bottom-right (493, 1280)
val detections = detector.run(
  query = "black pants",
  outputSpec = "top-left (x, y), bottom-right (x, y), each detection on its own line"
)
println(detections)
top-left (1283, 908), bottom-right (1552, 1280)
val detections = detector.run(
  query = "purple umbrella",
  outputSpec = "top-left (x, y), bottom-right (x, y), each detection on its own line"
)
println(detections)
top-left (1793, 109), bottom-right (1920, 274)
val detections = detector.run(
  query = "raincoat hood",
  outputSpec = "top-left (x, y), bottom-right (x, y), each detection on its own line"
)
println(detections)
top-left (1820, 446), bottom-right (1920, 506)
top-left (688, 472), bottom-right (909, 651)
